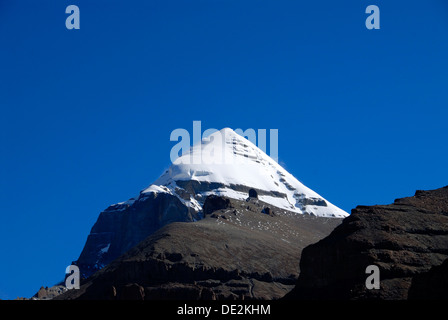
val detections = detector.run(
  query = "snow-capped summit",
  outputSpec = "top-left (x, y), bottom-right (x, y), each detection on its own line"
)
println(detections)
top-left (143, 128), bottom-right (348, 218)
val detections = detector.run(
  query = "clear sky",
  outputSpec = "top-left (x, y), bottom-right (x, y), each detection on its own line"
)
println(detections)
top-left (1, 0), bottom-right (447, 299)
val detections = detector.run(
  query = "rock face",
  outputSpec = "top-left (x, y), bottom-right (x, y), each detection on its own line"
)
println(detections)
top-left (408, 257), bottom-right (448, 299)
top-left (248, 189), bottom-right (258, 199)
top-left (408, 259), bottom-right (448, 300)
top-left (285, 186), bottom-right (448, 300)
top-left (202, 195), bottom-right (231, 215)
top-left (32, 286), bottom-right (68, 300)
top-left (57, 196), bottom-right (342, 300)
top-left (76, 191), bottom-right (199, 277)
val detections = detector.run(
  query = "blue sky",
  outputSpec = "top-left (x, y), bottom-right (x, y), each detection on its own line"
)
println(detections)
top-left (0, 0), bottom-right (447, 299)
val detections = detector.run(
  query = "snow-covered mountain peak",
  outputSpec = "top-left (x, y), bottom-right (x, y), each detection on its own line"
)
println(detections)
top-left (141, 128), bottom-right (348, 218)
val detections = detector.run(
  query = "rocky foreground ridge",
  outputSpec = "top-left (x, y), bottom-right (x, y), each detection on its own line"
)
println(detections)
top-left (57, 195), bottom-right (342, 300)
top-left (285, 186), bottom-right (448, 300)
top-left (49, 186), bottom-right (448, 300)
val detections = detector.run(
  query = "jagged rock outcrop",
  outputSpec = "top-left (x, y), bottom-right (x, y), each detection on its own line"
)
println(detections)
top-left (248, 188), bottom-right (258, 199)
top-left (33, 285), bottom-right (68, 300)
top-left (261, 207), bottom-right (275, 217)
top-left (285, 186), bottom-right (448, 300)
top-left (57, 196), bottom-right (342, 300)
top-left (202, 195), bottom-right (231, 215)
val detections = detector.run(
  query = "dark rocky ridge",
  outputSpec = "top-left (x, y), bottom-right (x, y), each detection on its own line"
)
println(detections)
top-left (285, 186), bottom-right (448, 300)
top-left (175, 180), bottom-right (287, 199)
top-left (57, 196), bottom-right (342, 300)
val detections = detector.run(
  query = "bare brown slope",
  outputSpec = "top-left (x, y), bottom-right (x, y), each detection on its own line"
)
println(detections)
top-left (57, 196), bottom-right (342, 300)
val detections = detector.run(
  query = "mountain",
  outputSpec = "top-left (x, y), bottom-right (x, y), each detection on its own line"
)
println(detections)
top-left (57, 195), bottom-right (343, 300)
top-left (284, 186), bottom-right (448, 300)
top-left (75, 128), bottom-right (348, 277)
top-left (150, 128), bottom-right (348, 218)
